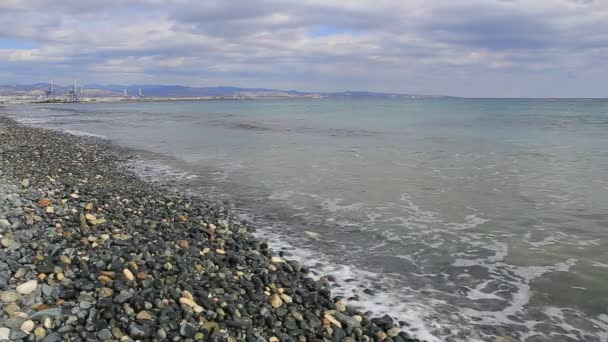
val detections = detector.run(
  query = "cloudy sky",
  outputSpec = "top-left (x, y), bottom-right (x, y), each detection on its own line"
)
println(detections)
top-left (0, 0), bottom-right (607, 97)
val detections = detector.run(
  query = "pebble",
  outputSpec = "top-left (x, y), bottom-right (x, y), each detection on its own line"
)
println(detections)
top-left (34, 326), bottom-right (46, 339)
top-left (324, 314), bottom-right (342, 328)
top-left (0, 328), bottom-right (9, 340)
top-left (16, 279), bottom-right (38, 295)
top-left (97, 328), bottom-right (113, 340)
top-left (136, 310), bottom-right (152, 320)
top-left (269, 294), bottom-right (283, 308)
top-left (0, 238), bottom-right (13, 248)
top-left (20, 320), bottom-right (35, 333)
top-left (1, 290), bottom-right (19, 303)
top-left (122, 269), bottom-right (135, 281)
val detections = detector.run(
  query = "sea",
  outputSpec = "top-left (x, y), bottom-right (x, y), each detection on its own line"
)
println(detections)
top-left (3, 98), bottom-right (608, 342)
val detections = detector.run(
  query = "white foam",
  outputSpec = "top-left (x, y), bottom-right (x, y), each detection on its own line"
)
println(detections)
top-left (128, 159), bottom-right (198, 182)
top-left (63, 129), bottom-right (108, 139)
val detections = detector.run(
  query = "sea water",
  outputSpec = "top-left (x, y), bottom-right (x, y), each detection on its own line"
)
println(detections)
top-left (4, 98), bottom-right (608, 341)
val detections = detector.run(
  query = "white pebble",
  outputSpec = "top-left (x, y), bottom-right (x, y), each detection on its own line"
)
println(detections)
top-left (16, 279), bottom-right (38, 295)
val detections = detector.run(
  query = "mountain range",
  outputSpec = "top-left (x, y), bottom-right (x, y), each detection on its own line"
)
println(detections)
top-left (0, 83), bottom-right (452, 99)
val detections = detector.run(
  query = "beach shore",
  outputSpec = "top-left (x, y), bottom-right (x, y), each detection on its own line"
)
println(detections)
top-left (0, 116), bottom-right (421, 342)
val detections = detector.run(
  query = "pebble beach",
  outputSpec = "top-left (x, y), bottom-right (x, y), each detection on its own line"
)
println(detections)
top-left (0, 115), bottom-right (421, 342)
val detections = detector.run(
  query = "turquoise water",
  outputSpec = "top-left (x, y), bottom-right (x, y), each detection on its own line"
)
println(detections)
top-left (5, 99), bottom-right (608, 341)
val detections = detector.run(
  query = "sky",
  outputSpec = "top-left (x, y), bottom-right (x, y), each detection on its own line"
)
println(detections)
top-left (0, 0), bottom-right (607, 97)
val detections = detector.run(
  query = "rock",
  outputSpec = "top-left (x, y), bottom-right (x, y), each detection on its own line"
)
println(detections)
top-left (180, 321), bottom-right (195, 338)
top-left (85, 202), bottom-right (94, 210)
top-left (10, 329), bottom-right (28, 340)
top-left (3, 303), bottom-right (20, 315)
top-left (59, 255), bottom-right (71, 264)
top-left (85, 213), bottom-right (96, 223)
top-left (97, 328), bottom-right (113, 340)
top-left (334, 312), bottom-right (361, 329)
top-left (29, 308), bottom-right (62, 321)
top-left (179, 297), bottom-right (203, 312)
top-left (177, 239), bottom-right (189, 248)
top-left (16, 279), bottom-right (38, 295)
top-left (136, 310), bottom-right (152, 320)
top-left (269, 294), bottom-right (283, 308)
top-left (335, 300), bottom-right (346, 312)
top-left (43, 332), bottom-right (62, 342)
top-left (43, 317), bottom-right (53, 329)
top-left (38, 198), bottom-right (52, 207)
top-left (280, 294), bottom-right (293, 304)
top-left (21, 179), bottom-right (30, 187)
top-left (34, 326), bottom-right (46, 339)
top-left (122, 268), bottom-right (135, 281)
top-left (305, 311), bottom-right (322, 328)
top-left (1, 290), bottom-right (19, 303)
top-left (99, 287), bottom-right (113, 298)
top-left (128, 323), bottom-right (150, 339)
top-left (0, 219), bottom-right (11, 229)
top-left (271, 256), bottom-right (284, 263)
top-left (20, 320), bottom-right (35, 333)
top-left (0, 238), bottom-right (14, 248)
top-left (0, 328), bottom-right (9, 340)
top-left (387, 327), bottom-right (400, 337)
top-left (324, 314), bottom-right (342, 328)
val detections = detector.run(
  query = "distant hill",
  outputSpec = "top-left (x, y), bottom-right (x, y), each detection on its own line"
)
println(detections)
top-left (0, 83), bottom-right (453, 99)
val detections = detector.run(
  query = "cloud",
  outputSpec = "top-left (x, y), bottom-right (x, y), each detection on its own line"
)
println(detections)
top-left (0, 0), bottom-right (607, 96)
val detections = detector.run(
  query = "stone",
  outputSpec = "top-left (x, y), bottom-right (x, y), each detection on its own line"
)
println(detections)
top-left (387, 327), bottom-right (400, 337)
top-left (271, 256), bottom-right (284, 263)
top-left (305, 311), bottom-right (322, 328)
top-left (136, 310), bottom-right (152, 320)
top-left (179, 297), bottom-right (204, 313)
top-left (123, 269), bottom-right (135, 281)
top-left (10, 329), bottom-right (28, 340)
top-left (99, 287), bottom-right (113, 298)
top-left (0, 219), bottom-right (11, 229)
top-left (269, 294), bottom-right (283, 308)
top-left (128, 323), bottom-right (149, 339)
top-left (1, 238), bottom-right (14, 248)
top-left (21, 179), bottom-right (30, 187)
top-left (324, 314), bottom-right (342, 328)
top-left (29, 308), bottom-right (62, 321)
top-left (59, 255), bottom-right (71, 264)
top-left (43, 317), bottom-right (53, 329)
top-left (38, 198), bottom-right (52, 207)
top-left (177, 239), bottom-right (189, 248)
top-left (16, 279), bottom-right (38, 295)
top-left (97, 328), bottom-right (113, 340)
top-left (20, 320), bottom-right (35, 333)
top-left (280, 294), bottom-right (293, 304)
top-left (3, 303), bottom-right (20, 315)
top-left (0, 328), bottom-right (9, 340)
top-left (335, 300), bottom-right (346, 312)
top-left (1, 290), bottom-right (19, 303)
top-left (34, 326), bottom-right (46, 339)
top-left (43, 332), bottom-right (62, 342)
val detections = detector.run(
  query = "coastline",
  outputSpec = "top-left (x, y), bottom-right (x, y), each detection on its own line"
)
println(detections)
top-left (0, 116), bottom-right (422, 342)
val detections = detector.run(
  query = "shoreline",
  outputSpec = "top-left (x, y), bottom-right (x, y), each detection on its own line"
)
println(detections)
top-left (0, 116), bottom-right (423, 342)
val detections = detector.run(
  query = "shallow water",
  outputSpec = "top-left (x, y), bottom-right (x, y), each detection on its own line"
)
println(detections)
top-left (4, 99), bottom-right (608, 341)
